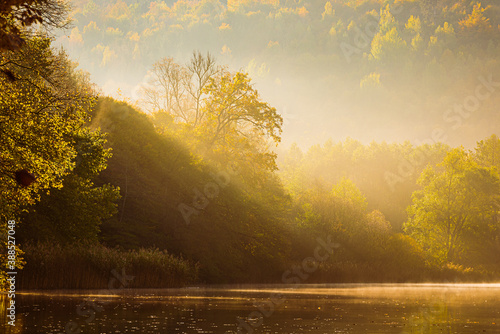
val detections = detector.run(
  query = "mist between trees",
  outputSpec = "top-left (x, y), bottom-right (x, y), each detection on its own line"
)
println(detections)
top-left (58, 0), bottom-right (500, 147)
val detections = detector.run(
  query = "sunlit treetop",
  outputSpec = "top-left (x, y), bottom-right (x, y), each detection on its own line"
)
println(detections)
top-left (0, 35), bottom-right (96, 221)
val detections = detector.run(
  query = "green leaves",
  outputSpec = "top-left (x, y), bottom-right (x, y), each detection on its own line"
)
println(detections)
top-left (200, 70), bottom-right (282, 174)
top-left (475, 134), bottom-right (500, 170)
top-left (0, 36), bottom-right (96, 220)
top-left (204, 71), bottom-right (283, 145)
top-left (0, 34), bottom-right (115, 287)
top-left (405, 147), bottom-right (500, 264)
top-left (20, 127), bottom-right (120, 243)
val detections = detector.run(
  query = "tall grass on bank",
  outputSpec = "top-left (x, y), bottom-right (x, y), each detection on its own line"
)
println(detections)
top-left (18, 243), bottom-right (199, 290)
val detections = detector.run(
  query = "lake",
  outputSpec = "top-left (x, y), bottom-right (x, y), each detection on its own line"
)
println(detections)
top-left (2, 284), bottom-right (500, 333)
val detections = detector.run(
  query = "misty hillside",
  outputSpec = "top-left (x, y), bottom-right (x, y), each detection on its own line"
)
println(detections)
top-left (60, 0), bottom-right (500, 147)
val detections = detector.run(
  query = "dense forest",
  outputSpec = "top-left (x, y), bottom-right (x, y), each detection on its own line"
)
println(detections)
top-left (57, 0), bottom-right (500, 147)
top-left (1, 0), bottom-right (500, 290)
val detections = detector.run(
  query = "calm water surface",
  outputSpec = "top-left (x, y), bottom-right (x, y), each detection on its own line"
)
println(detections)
top-left (1, 284), bottom-right (500, 333)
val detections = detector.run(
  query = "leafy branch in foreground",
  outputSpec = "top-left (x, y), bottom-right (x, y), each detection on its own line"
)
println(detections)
top-left (0, 0), bottom-right (70, 51)
top-left (0, 35), bottom-right (115, 289)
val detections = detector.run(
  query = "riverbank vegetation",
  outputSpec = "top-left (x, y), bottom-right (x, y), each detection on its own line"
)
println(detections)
top-left (19, 242), bottom-right (198, 289)
top-left (1, 0), bottom-right (500, 290)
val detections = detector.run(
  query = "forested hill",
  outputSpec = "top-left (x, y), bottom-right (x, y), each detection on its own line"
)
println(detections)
top-left (60, 0), bottom-right (500, 147)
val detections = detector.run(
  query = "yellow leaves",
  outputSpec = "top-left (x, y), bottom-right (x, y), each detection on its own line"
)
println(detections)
top-left (142, 1), bottom-right (172, 23)
top-left (83, 21), bottom-right (100, 35)
top-left (105, 27), bottom-right (123, 37)
top-left (267, 40), bottom-right (279, 48)
top-left (106, 0), bottom-right (130, 21)
top-left (127, 31), bottom-right (140, 42)
top-left (428, 35), bottom-right (438, 47)
top-left (297, 6), bottom-right (308, 18)
top-left (246, 59), bottom-right (269, 79)
top-left (202, 70), bottom-right (282, 153)
top-left (221, 44), bottom-right (232, 56)
top-left (359, 72), bottom-right (381, 89)
top-left (347, 20), bottom-right (356, 31)
top-left (169, 24), bottom-right (184, 31)
top-left (101, 46), bottom-right (117, 67)
top-left (371, 27), bottom-right (407, 62)
top-left (459, 3), bottom-right (492, 32)
top-left (0, 36), bottom-right (96, 209)
top-left (329, 25), bottom-right (336, 36)
top-left (142, 27), bottom-right (158, 38)
top-left (142, 55), bottom-right (281, 175)
top-left (411, 33), bottom-right (423, 51)
top-left (436, 22), bottom-right (454, 35)
top-left (68, 27), bottom-right (84, 47)
top-left (405, 15), bottom-right (421, 33)
top-left (227, 0), bottom-right (244, 12)
top-left (219, 22), bottom-right (231, 30)
top-left (322, 2), bottom-right (334, 21)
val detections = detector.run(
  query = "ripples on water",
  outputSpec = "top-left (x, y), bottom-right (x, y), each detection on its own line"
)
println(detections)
top-left (1, 284), bottom-right (500, 333)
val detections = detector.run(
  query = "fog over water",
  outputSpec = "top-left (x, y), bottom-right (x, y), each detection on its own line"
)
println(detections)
top-left (4, 284), bottom-right (500, 333)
